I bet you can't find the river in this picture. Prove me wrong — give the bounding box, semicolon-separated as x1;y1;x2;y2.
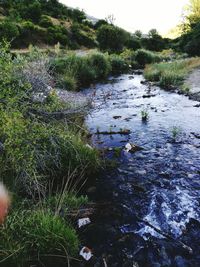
82;74;200;267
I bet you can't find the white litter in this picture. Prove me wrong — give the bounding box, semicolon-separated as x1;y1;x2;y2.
125;143;132;152
78;217;91;228
79;246;93;261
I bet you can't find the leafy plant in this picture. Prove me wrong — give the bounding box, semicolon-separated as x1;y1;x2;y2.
171;126;181;141
141;109;149;122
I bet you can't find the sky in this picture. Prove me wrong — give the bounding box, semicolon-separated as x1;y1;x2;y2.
60;0;189;35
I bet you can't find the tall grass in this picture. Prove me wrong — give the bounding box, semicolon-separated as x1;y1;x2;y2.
0;209;79;266
0;43;99;265
144;57;200;88
52;52;111;89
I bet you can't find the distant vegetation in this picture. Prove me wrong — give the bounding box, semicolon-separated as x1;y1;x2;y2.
173;0;200;56
0;0;169;53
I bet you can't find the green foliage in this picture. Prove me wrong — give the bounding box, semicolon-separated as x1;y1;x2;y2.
0;209;79;266
94;19;108;29
171;126;181;141
141;29;165;52
184;22;200;56
125;36;141;50
0;0;93;49
39;15;53;28
52;52;112;88
109;54;129;74
88;53;111;79
134;49;162;67
71;23;96;48
141;109;149;122
59;74;77;91
0;20;19;41
17;21;47;47
47;25;69;45
144;57;200;88
97;24;129;52
120;49;139;68
44;192;88;214
0;43;99;194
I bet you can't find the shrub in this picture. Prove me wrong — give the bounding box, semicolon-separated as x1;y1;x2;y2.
0;209;79;266
71;23;96;48
88;53;111;79
52;53;112;88
59;74;77;91
141;29;165;51
39;15;53;28
17;21;47;46
134;49;162;67
0;20;19;42
97;24;129;52
125;36;141;50
47;25;69;45
109;54;129;74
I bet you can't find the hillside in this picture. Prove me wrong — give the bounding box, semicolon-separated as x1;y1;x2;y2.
0;0;98;49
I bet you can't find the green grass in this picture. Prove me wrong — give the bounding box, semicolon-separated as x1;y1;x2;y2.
144;57;200;88
0;42;99;265
52;52;111;88
0;208;79;266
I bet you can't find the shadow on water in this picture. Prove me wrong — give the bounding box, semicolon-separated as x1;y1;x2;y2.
82;74;200;267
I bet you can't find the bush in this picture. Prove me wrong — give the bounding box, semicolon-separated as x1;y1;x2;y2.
134;49;162;67
39;15;53;28
125;36;141;50
71;23;96;48
52;53;112;88
47;25;69;45
141;29;165;51
0;20;19;42
88;53;111;79
17;21;47;46
109;54;129;74
97;24;129;52
59;74;77;91
0;209;79;266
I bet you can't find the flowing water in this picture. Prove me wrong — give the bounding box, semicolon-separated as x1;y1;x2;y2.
83;74;200;267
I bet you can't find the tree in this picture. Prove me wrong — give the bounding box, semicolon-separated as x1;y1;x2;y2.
184;0;200;29
126;35;141;50
97;24;128;52
142;29;165;51
134;30;142;38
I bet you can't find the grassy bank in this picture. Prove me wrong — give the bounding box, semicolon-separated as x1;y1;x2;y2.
144;57;200;90
51;48;167;91
0;43;100;266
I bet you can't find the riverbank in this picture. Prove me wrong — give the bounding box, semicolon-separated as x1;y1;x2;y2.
0;44;101;266
144;58;200;101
